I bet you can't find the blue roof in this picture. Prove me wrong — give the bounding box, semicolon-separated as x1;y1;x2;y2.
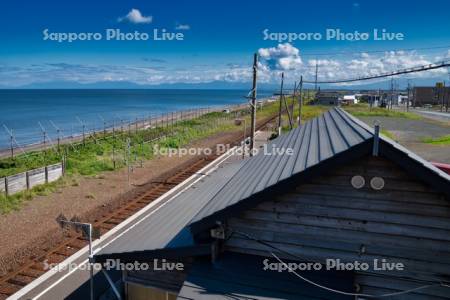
177;252;354;300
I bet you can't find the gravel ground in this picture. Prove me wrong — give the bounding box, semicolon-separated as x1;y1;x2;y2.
358;116;450;163
0;129;246;276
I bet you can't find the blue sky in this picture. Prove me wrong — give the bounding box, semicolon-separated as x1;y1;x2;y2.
1;0;450;88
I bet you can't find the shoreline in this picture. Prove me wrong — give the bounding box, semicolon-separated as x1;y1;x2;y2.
0;101;260;159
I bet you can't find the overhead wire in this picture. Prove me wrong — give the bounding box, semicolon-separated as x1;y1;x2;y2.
230;230;449;298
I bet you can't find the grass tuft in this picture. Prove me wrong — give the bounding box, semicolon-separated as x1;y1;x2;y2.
344;104;421;119
422;134;450;145
381;129;396;140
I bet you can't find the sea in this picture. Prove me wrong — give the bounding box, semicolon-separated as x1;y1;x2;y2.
0;89;272;150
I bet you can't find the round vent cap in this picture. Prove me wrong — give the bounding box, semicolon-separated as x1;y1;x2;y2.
370;177;385;190
351;175;365;189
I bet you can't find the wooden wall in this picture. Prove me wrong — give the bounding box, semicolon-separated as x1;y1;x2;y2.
225;156;450;299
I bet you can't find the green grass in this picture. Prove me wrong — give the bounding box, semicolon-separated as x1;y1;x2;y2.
344;103;421;119
0;101;328;214
0;178;63;213
422;134;450;145
381;129;396;140
278;100;332;132
0;106;266;213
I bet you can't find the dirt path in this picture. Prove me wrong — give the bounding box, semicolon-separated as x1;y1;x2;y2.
358;116;450;163
0;127;252;276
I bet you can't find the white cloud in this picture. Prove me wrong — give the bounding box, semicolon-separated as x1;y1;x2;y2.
258;43;302;70
118;9;152;24
2;46;449;88
175;24;190;30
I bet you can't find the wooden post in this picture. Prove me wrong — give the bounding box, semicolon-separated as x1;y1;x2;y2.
82;124;85;146
291;81;297;123
249;53;258;156
283;92;293;129
45;166;49;183
298;76;303;126
55;128;60;152
112;141;116;169
277;73;284;135
10;129;14;159
406;81;410;112
26;171;30;190
5;177;9;197
62;155;66;175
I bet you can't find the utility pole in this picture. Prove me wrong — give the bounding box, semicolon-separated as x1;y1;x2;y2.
314;60;318;91
447;70;450;112
76;117;86;146
283;92;293;129
406;80;411;112
3;125;14;159
277;72;284;136
249;53;257;156
126;138;131;185
390;78;394;110
298;76;303;126
291;81;297;123
38;122;47;148
10;129;14;158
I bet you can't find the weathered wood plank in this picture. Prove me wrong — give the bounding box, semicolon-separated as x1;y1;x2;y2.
237;209;450;240
225;237;450;275
253;201;450;230
228;217;450;252
307;174;434;193
274;194;450;218
295;184;446;205
227;225;450;264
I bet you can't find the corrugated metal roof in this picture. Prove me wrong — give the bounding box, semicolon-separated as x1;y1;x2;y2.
95;161;243;258
95;107;450;259
177;252;353;300
189;108;373;225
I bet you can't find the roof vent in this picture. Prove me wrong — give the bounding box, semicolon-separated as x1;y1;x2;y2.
372;121;380;156
351;175;365;189
370;177;385;190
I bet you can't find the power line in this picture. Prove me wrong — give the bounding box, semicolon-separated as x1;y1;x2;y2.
300;45;450;57
231;230;448;298
303;60;450;84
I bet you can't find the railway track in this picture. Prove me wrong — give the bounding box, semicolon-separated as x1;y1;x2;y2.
0;113;278;300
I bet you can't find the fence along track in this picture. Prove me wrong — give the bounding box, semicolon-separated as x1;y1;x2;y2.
0;112;279;300
0;157;214;299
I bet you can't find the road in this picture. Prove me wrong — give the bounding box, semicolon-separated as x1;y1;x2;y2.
8;131;270;300
411;109;450;122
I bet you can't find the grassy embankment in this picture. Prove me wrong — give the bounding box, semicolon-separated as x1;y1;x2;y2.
279;94;329;132
343;103;425;141
0;101;327;213
344;103;421;120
